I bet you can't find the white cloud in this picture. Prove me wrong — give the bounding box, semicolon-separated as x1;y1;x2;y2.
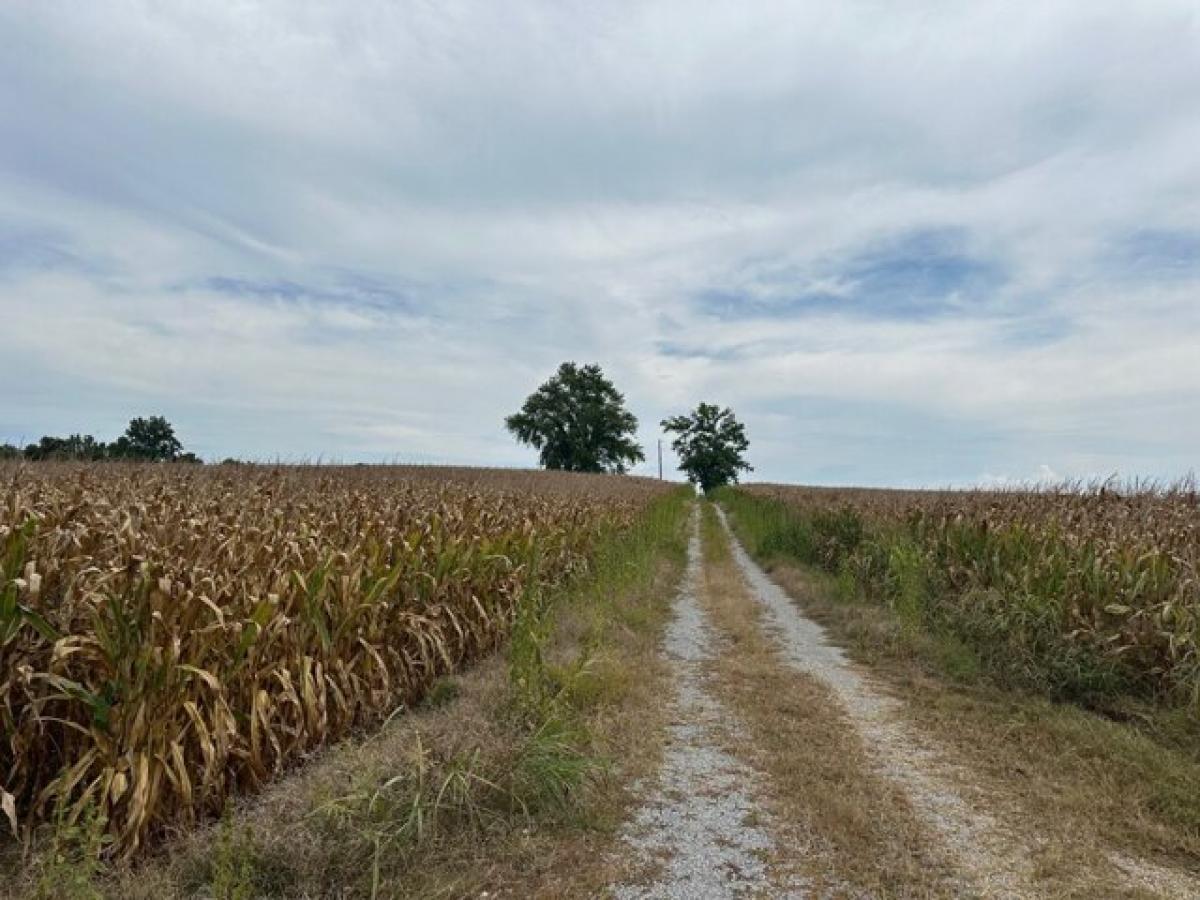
1;1;1198;484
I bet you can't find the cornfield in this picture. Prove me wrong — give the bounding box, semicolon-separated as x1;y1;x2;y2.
729;482;1200;709
0;463;671;855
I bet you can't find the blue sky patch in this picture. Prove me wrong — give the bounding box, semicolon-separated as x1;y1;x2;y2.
0;228;100;279
186;273;422;315
1114;229;1200;281
695;228;1008;321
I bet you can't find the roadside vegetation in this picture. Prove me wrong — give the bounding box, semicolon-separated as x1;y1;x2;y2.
1;462;686;897
717;484;1200;868
720;483;1200;711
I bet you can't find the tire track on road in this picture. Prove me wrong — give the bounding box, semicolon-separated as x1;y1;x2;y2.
612;508;799;899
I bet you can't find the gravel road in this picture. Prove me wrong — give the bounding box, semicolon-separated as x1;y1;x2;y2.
612;511;792;899
609;503;1200;899
714;506;1036;897
715;506;1200;900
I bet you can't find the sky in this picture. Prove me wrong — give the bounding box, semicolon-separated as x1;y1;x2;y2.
1;1;1198;487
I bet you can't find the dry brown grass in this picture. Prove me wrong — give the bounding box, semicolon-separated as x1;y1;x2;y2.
696;504;959;897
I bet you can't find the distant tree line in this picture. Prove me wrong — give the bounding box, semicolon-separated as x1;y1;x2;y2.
0;416;201;463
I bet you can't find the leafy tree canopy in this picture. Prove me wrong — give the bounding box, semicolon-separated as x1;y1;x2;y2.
9;416;193;463
112;416;183;461
661;402;752;493
23;434;109;461
506;362;644;474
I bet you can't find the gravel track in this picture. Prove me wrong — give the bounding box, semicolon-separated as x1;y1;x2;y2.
607;503;1199;899
714;507;1037;897
612;511;793;899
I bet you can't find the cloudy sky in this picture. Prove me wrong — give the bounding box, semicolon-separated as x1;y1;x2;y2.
2;1;1198;485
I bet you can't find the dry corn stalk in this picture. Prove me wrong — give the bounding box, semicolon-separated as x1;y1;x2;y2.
0;463;670;854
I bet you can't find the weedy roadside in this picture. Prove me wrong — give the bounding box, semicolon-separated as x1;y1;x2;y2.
718;485;1200;873
721;482;1200;712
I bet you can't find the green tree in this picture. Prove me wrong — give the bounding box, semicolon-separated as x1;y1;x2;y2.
661;402;752;493
505;362;644;474
111;416;183;461
0;443;21;460
23;434;108;461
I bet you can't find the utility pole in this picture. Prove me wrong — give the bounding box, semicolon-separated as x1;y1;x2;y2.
657;439;663;480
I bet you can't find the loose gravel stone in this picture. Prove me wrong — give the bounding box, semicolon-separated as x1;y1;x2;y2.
612;512;788;900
